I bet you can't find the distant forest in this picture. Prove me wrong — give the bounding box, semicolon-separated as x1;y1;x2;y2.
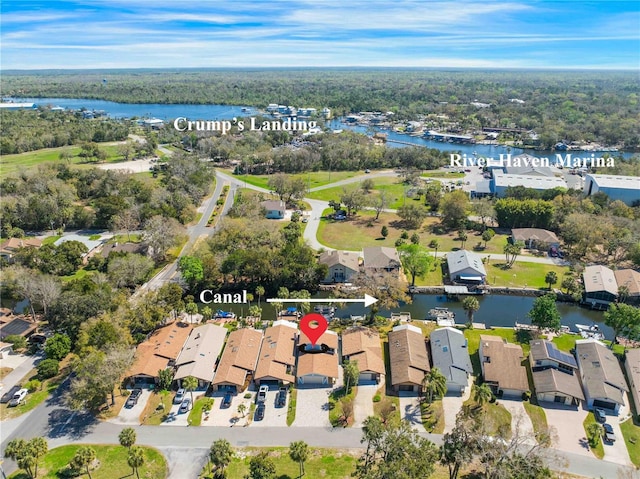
3;69;639;149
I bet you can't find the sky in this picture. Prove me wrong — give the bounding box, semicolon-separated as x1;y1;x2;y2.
2;0;639;70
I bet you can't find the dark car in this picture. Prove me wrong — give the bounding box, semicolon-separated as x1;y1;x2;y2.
603;423;616;443
276;387;287;408
125;388;142;408
0;385;22;404
594;408;606;423
221;391;233;409
254;403;265;421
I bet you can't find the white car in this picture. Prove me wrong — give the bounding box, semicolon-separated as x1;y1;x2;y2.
8;388;28;407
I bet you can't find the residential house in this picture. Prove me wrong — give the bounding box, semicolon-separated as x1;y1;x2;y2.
54;234;105;263
260;200;286;219
211;328;263;392
447;250;487;284
388;324;430;393
430;327;473;394
174;323;228;390
583;174;640;206
126;322;193;386
0;317;38;340
341;327;385;384
614;269;640;305
511;228;560;250
0;237;42;262
529;339;584;406
575;339;628;413
254;320;298;386
362;247;401;276
582;265;618;309
319;250;360;283
0;341;13;359
479;335;529;397
296;330;339;386
624;349;640;420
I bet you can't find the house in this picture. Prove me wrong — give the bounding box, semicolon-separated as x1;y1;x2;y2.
529;339;584;406
341;327;385;384
430;327;473;394
624;349;640;420
583;174;640;206
0;317;38;340
319;250;360;283
575;339;628;413
254;320;298;386
0;341;13;359
174;323;228;390
614;269;640;305
296;330;339;386
362;247;401;276
211;328;263;392
479;335;529;397
0;237;42;262
492;172;567;197
582;265;618;309
126;322;193;386
447;250;487;284
511;228;560;250
388;324;430;393
260;200;286;219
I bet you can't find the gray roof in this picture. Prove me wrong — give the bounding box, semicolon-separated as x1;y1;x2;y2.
174;324;228;382
504;156;556;177
319;250;360;272
586;174;640;190
493;172;567;190
260;200;285;211
363;247;400;270
532;368;584;400
583;265;618;296
530;339;577;369
430;327;473;388
576;339;628;405
54;234;104;254
625;349;640;413
511;228;559;245
447;250;487;277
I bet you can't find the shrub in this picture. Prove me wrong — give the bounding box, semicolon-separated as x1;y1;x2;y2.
37;358;60;380
4;335;27;350
244;393;252;399
372;394;381;403
400;230;409;239
25;379;42;392
522;391;532;401
394;238;405;247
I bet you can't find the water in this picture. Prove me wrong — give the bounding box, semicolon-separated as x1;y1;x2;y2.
212;292;613;339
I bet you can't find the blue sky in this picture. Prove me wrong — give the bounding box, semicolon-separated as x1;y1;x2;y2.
2;1;639;69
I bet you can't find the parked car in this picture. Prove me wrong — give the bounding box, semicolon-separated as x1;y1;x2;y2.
594;408;606;423
301;217;308;223
254;403;265;421
276;387;287;408
221;391;233;409
8;388;28;407
125;388;142;408
0;385;21;404
549;246;559;257
257;385;269;403
365;169;371;173
603;423;616;443
173;388;185;404
179;397;192;414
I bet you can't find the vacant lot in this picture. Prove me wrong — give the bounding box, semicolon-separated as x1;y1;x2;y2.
236;170;359;190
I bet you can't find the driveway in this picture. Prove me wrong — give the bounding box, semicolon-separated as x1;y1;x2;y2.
353;383;380;427
109;388;152;425
499;398;535;443
603;415;632;466
292;385;333;428
205;390;252;427
251;388;288;427
1;353;41;393
162;393;200;427
542;403;590;456
442;376;473;434
398;392;424;431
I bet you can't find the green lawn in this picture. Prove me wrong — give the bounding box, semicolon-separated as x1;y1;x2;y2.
307;176;409;209
464;398;513;438
189;397;214;426
552;335;624;356
485;261;570;289
421;399;445;433
286;387;297;426
413;257;444;286
329;386;357;427
317;209;404;251
8;444;167;479
583;412;605;459
464;328;534;376
42;235;61;245
620;419;640;467
523;401;549;441
235;170;359;190
142;390;174;425
422;171;465;179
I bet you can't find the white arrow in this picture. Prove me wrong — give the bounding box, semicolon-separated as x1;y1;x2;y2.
266;294;378;308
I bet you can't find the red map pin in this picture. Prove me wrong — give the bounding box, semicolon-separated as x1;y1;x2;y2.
299;313;328;346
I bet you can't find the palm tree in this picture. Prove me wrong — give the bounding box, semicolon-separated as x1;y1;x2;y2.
127;446;145;479
30;437;48;478
458;230;468;250
545;271;558;290
586;422;604;448
238;403;247;417
256;285;265;307
421;367;447;404
429;239;440;258
182;375;198;404
201;306;213;322
289;440;309;477
119;427;136;450
472;383;493;408
71;446;96;479
462;297;480;328
210;439;234;477
185;301;198;323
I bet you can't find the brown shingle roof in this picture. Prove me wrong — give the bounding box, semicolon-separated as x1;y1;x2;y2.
254;321;298;383
532;368;584;400
341;327;385;375
363;247;400;270
388;325;430;387
576;339;628;405
0;237;42;254
511;228;559;245
212;328;263;387
319;250;360;272
614;269;640;297
480;335;529;392
127;343;172;379
296;330;339;379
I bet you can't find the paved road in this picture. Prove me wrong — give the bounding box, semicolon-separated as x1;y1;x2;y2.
1;353;41;393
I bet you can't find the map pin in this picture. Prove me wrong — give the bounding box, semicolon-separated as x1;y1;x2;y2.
299;313;328;346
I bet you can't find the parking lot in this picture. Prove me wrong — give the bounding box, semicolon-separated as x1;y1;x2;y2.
111;388;152;425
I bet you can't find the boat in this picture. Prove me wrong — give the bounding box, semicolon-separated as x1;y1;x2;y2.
580;330;604;340
214;310;236;320
575;324;600;333
313;305;335;320
279;307;301;318
428;307;456;326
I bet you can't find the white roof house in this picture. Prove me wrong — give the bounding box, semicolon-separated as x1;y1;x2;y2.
447;250;487;283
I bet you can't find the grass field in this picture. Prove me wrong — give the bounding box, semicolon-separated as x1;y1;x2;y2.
583;412;605;459
189;396;213;426
552;334;624;356
464;397;513;438
620;418;640;467
142;390;174;425
307;176;410;209
422;171;465;179
7;444;167;479
413;258;445;286
234;170;359;191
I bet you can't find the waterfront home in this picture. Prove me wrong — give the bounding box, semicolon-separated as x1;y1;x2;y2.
624;349;640;420
388;324;430;393
430;327;473;394
447;250;487;284
0;237;42;262
174;323;227;390
319;250;360;283
575;339;628;413
254;320;298;387
362;247;401;277
260;200;286;219
583;174;640;206
341;327;385;384
0;316;38;341
614;269;640;305
511;228;560;250
479;335;529;398
296;330;339;386
529;339;584;406
211;328;263;392
582;265;618;310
